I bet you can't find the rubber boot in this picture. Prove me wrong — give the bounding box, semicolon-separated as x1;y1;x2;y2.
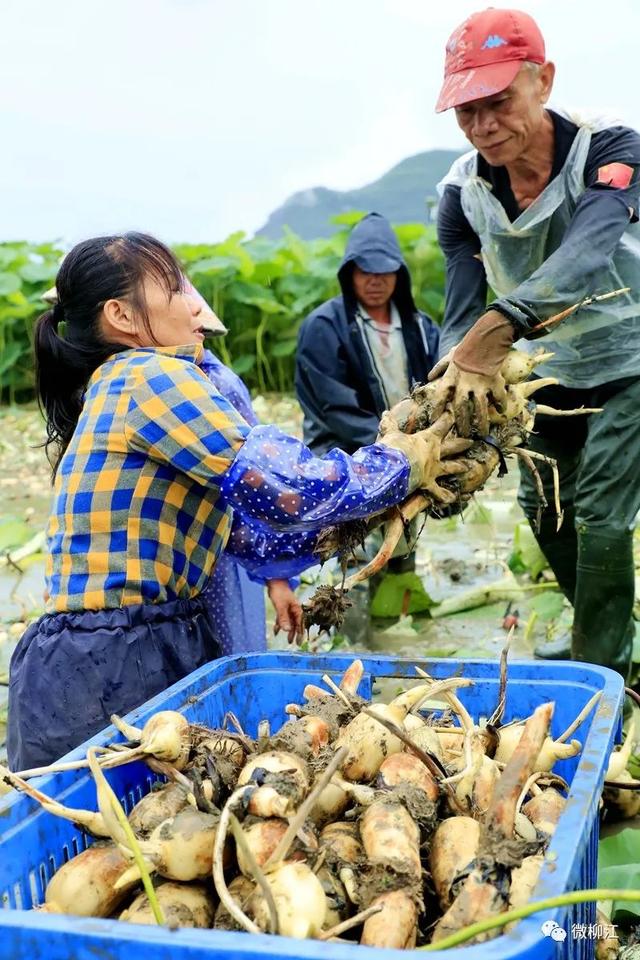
534;632;573;661
571;526;634;681
387;552;416;575
532;511;577;661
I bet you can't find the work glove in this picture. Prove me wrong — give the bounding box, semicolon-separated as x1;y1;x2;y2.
428;310;515;436
379;413;472;504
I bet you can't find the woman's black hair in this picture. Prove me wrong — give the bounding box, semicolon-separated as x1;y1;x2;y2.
35;232;184;479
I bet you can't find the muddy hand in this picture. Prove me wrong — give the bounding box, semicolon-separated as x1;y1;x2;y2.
381;416;472;503
429;311;514;436
377;397;422;437
427;348;454;383
428;363;508;437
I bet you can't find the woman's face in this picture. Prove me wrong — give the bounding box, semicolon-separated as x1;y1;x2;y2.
136;275;205;347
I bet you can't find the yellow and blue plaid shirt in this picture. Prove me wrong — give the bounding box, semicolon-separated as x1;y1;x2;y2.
46;344;249;612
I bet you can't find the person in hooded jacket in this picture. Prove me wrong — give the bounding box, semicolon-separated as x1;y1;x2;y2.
295;212;440;457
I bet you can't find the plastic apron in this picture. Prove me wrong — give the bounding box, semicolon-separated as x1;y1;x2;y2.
441;114;640;388
198;351;267;655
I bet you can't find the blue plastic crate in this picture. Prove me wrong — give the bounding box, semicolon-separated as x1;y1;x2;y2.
0;653;624;959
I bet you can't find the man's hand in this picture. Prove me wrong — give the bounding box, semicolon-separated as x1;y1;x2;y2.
427;310;515;436
428;363;508;436
267;579;303;644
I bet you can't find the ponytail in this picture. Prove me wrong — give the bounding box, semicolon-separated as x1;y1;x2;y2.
34;232;183;479
35;305;115;477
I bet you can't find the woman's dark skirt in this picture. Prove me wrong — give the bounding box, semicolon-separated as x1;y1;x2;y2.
7;595;220;771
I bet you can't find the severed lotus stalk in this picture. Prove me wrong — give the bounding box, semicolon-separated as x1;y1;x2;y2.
527;287;631;335
110;710;191;770
444;728;500;817
13;744;144;781
335;679;464;782
495;690;601;772
0;764;110;837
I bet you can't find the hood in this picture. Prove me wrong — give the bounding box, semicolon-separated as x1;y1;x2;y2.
337;212;417;318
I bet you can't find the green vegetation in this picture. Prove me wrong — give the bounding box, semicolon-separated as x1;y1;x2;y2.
0;214;446;403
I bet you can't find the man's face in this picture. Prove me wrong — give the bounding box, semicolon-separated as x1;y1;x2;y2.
454;62;555;166
352;266;397;309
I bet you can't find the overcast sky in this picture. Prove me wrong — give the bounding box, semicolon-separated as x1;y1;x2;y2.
2;0;639;245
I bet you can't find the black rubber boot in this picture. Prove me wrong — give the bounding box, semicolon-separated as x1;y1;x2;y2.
534;632;572;661
571;526;634;681
531;511;577;661
387;552;416;575
531;510;578;605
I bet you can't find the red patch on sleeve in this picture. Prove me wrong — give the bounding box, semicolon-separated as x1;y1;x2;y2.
596;162;634;189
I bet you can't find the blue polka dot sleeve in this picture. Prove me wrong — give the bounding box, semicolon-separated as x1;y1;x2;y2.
220;424;411;533
225;515;320;579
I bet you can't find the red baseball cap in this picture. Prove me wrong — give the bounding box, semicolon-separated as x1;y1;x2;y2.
436;8;545;113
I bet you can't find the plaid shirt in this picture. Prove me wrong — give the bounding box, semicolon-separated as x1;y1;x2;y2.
46;344;249;612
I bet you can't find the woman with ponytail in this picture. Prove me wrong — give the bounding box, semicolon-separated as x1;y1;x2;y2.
8;232;468;770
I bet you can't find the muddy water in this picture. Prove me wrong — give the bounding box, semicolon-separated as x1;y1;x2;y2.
326;475;559;663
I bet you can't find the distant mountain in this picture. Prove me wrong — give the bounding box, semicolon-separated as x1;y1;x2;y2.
257;149;463;240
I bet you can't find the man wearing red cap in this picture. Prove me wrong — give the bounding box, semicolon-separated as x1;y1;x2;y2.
431;8;640;678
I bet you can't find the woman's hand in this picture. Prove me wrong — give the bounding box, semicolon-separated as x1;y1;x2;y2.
267;579;304;645
379;413;472;503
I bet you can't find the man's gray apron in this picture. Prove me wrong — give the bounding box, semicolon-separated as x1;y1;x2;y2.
438;112;640;388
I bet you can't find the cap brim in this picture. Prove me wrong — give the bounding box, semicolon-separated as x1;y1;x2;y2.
435;59;522;113
199;308;228;337
42;286;58;304
353;253;402;274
